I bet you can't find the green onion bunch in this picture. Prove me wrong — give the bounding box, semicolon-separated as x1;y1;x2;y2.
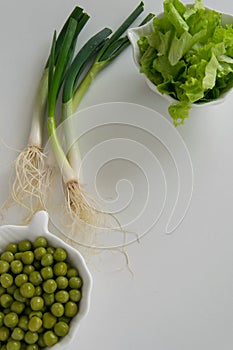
3;3;153;237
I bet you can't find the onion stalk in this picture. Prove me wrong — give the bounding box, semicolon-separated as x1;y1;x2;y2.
47;21;112;229
58;5;155;231
62;6;154;171
3;7;89;220
48;2;150;233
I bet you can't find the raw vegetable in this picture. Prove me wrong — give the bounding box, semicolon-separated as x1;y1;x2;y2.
137;0;233;125
2;2;153;240
3;7;89;220
46;2;147;230
0;236;82;349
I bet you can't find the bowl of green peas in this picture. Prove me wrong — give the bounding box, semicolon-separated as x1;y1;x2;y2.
0;210;93;350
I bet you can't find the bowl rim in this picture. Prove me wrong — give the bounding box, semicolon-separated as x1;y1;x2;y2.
0;210;93;349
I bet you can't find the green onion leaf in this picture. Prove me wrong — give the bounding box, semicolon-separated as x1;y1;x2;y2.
48;18;77;117
97;1;144;62
62;27;112;103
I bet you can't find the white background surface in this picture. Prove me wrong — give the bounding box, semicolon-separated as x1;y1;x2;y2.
1;0;233;349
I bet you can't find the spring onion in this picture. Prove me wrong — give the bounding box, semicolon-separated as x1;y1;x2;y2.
3;2;152;235
49;2;150;229
3;7;89;220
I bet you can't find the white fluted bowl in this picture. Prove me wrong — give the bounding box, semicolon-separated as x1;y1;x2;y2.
127;9;233;107
0;210;93;349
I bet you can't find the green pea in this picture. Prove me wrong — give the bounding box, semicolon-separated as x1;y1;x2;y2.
43;330;58;347
11;260;23;274
38;333;46;348
1;294;13;308
7;284;17;295
64;301;78;317
1;273;13;288
0;326;10;341
26;345;39;350
54;321;69;337
43;293;54;306
37;326;45;334
0;286;6;296
0;312;4;327
23;264;35;275
24;331;38;345
28;316;42;332
51;302;64;317
18;240;32;252
4;312;19;328
29;271;42;286
33;261;41;270
42;279;57;294
14;252;23;260
30;296;44;311
6;339;21;350
40;266;53;280
29;311;42;319
42;312;57;329
3;307;11;315
69;289;81;302
0;260;10;274
53;262;67;276
56;276;68;289
58;315;71;324
11;327;25;340
67;267;79;278
13;288;27;303
18;315;29;331
1;251;14;263
46;247;55;255
53;248;67;262
69;276;82;289
11;300;25;314
33;237;47;248
15;273;28;287
41;253;53;267
34;286;42;296
5;243;18;254
20;283;35;298
24;306;32;316
22;251;34;265
34;247;46;261
55;290;69;303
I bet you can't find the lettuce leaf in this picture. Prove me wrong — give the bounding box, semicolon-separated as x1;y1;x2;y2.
163;0;189;35
168;102;191;126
